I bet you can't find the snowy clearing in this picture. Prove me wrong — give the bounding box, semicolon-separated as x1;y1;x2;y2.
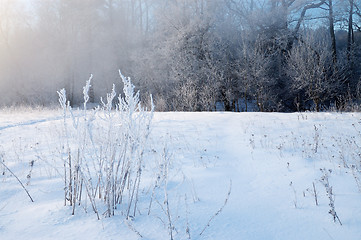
1;110;361;240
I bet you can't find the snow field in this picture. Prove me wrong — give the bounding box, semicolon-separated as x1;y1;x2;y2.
0;111;361;239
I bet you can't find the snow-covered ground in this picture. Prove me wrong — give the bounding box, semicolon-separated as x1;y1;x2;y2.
1;109;361;240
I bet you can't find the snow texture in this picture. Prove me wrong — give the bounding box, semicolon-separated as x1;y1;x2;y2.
1;110;361;239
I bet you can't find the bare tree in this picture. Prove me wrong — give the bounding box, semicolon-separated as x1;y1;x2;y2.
287;36;339;111
239;36;276;112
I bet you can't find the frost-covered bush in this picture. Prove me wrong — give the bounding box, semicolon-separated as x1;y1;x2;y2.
57;71;154;219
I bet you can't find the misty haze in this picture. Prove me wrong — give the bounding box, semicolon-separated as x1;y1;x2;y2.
0;0;360;111
1;1;361;240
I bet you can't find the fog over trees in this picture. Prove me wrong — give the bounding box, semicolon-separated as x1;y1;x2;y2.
1;0;361;111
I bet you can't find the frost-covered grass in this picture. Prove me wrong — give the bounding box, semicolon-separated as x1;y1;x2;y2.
56;73;154;220
1;110;361;240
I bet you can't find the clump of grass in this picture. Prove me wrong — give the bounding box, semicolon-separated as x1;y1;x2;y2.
58;71;154;219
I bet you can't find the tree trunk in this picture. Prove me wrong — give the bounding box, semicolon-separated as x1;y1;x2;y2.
347;0;354;71
287;0;327;52
328;0;337;65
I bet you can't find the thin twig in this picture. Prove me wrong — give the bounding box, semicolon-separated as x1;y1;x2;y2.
0;161;34;202
200;179;232;236
185;194;191;239
313;182;318;206
125;219;143;238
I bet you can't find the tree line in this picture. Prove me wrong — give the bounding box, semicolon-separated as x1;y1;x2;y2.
0;0;361;111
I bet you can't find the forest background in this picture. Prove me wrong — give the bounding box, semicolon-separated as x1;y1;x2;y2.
1;0;360;112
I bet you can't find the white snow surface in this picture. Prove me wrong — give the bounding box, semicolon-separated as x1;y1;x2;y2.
1;109;361;240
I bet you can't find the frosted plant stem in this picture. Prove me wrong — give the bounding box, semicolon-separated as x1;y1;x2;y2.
313;182;318;206
125;219;143;238
80;170;100;220
64;154;67;206
185;194;191;239
200;179;232;236
0;160;34;202
68;150;72;206
133;167;142;217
